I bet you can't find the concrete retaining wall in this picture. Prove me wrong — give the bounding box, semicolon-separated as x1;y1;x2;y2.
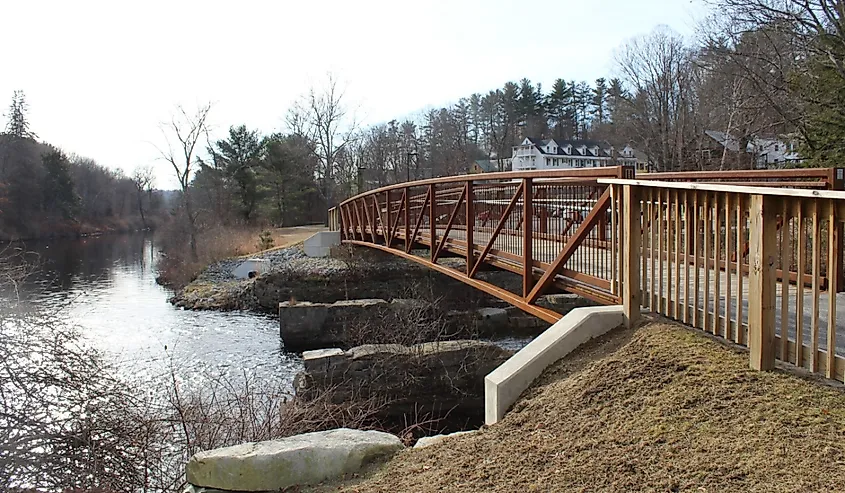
484;305;624;425
304;231;341;258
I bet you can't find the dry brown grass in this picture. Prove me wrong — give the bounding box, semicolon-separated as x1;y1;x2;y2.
310;321;845;493
158;225;325;287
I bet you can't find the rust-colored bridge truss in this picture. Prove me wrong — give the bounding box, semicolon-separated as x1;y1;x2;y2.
330;166;845;324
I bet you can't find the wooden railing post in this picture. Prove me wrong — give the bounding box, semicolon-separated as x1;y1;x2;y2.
466;180;474;275
523;178;533;297
622;184;641;328
748;194;777;371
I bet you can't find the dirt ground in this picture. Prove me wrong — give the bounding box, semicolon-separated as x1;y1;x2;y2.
308;321;845;493
245;225;327;255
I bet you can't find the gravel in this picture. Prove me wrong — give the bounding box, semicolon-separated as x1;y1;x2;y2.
195;247;309;282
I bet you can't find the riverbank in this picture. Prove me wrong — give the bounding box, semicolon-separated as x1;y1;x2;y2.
312;321;845;492
0;215;158;241
168;241;524;315
157;224;326;288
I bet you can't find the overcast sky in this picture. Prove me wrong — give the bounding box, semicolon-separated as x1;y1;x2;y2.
2;0;707;188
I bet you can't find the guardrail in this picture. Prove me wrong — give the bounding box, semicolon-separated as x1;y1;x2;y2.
604;178;845;380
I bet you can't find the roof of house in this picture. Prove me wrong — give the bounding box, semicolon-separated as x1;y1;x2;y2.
704;130;741;152
521;137;614;158
473;159;499;172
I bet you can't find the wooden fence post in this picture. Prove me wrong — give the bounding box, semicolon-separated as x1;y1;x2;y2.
623;184;641;328
748;194;777;371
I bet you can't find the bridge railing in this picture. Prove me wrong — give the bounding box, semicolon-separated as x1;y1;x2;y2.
604;178;845;381
338;166;634;322
639;167;845;190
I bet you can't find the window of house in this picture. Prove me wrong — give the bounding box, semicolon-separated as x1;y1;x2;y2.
774;144;779;152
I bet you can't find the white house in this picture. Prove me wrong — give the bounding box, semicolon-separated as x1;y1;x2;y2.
750;136;802;167
703;130;803;168
511;137;639;171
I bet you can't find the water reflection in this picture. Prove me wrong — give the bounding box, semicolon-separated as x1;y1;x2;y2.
1;234;301;392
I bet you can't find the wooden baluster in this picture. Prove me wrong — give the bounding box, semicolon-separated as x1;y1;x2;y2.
642;188;648;309
703;192;712;333
812;200;821;372
684;190;691;324
780;200;791;361
693;191;701;328
736;196;745;345
827;200;838;379
725;194;733;340
714;194;722;337
650;188;656;311
658;190;665;315
674;190;681;319
796;202;805;366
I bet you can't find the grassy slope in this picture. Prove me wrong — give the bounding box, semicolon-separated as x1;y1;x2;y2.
312;322;845;493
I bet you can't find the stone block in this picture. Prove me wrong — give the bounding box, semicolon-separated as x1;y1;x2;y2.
186;428;403;491
304;231;341;258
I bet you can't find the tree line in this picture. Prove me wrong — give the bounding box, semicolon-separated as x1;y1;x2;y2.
0;91;165;240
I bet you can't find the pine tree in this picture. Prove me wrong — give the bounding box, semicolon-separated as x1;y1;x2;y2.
607;78;628;124
41;149;79;218
5;90;37;139
546;79;574;140
592;78;608;125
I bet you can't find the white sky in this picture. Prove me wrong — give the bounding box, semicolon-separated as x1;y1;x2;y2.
1;0;707;188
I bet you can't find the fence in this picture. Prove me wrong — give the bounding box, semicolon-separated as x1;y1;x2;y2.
603;178;845;381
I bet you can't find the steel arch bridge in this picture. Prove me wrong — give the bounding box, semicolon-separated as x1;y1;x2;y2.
327;166;844;324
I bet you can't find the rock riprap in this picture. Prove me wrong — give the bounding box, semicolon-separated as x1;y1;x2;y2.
185;428;404;491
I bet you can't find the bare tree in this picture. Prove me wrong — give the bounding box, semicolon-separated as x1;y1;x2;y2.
615;26;695;171
155;103;212;260
287;74;357;214
131;165;155;229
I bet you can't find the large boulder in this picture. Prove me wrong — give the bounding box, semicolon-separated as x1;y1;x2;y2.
185;428;403;492
295;340;513;428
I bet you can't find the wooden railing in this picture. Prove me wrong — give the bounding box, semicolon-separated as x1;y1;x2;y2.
604;178;845;381
328;207;340;231
640;167;845;190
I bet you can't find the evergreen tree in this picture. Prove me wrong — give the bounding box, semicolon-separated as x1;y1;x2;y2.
606;78;628;124
207;125;266;221
592;78;608;125
546;79;574;140
41;149;79;219
4;90;37;139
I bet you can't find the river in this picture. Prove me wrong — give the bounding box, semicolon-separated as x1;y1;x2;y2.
0;233;302;392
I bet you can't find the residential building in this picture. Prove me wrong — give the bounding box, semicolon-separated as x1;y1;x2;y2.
702;130;802;168
510;137;639;171
749;136;802;167
470;159;509;174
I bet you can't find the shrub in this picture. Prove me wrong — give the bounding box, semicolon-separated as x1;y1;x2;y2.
256;230;275;251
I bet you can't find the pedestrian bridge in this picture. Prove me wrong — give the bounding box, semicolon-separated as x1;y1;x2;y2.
328;166;845;380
